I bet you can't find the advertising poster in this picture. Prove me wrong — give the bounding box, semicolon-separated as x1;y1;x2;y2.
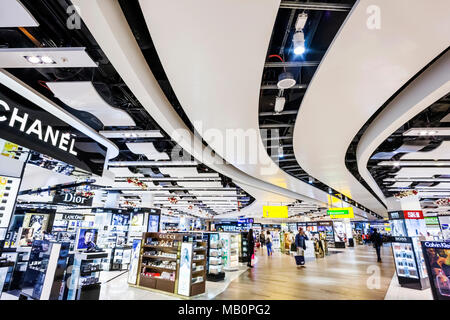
333;221;346;242
111;213;130;226
147;214;160;232
23;213;49;235
131;212;144;226
178;242;193;296
422;241;450;300
76;228;97;250
128;239;141;285
439;216;450;240
17;227;34;247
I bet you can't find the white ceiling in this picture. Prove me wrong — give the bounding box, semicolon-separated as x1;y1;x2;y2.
401;141;450;160
293;0;450;216
137;0;342;208
47;81;136;127
72;0;331;210
0;47;97;68
0;0;39;27
126;142;169;161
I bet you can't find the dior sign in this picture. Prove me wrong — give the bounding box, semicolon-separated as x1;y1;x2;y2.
53;192;93;206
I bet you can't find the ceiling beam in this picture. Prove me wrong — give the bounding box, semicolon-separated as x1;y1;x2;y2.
280;1;352;12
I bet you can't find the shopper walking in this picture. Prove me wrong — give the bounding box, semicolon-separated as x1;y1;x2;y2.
266;230;273;256
295;228;308;267
247;229;255;268
260;231;265;248
370;229;383;262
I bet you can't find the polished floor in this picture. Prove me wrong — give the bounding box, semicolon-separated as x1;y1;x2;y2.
215;244;396;300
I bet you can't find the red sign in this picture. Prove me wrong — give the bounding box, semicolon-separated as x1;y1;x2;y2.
403;210;424;219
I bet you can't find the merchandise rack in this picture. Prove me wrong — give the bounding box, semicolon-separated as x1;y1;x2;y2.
205;232;225;281
136;232;206;297
239;231;249;263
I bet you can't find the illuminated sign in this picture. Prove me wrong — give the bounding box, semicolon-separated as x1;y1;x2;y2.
327;207;354;219
424;216;439;226
403;210;424;220
0;99;77;156
262;206;288;218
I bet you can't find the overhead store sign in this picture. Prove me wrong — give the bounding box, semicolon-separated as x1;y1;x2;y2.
327;207;354;219
62;213;85;221
403;210;424;220
0;86;106;175
388;211;404;220
424;216;439;226
262;206;288;218
53;192;93;206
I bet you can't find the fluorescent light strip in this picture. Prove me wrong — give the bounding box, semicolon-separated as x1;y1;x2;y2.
379;160;450;166
100;130;164;138
403;127;450;136
108;161;198;166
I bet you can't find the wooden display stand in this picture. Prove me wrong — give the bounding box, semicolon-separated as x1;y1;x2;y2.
136;232;206;297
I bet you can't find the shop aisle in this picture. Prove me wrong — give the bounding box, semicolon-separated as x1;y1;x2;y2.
214;245;396;300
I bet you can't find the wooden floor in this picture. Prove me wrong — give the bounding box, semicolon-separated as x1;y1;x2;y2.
215;244;395;300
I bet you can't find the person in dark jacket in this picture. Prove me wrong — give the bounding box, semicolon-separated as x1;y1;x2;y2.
247;229;255;268
295;228;308;267
370;229;383;262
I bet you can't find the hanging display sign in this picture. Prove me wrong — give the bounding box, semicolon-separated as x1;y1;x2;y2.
53;192;93;206
425;217;439;226
403;210;424;220
421;241;450;300
0;86;105;175
388;211;404;220
262;205;288;218
327;207;354;219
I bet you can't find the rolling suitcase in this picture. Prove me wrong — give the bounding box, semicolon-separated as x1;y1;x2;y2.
295;255;305;266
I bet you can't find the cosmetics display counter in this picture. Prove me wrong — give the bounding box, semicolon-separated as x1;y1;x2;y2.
206;232;225;281
136;232;207;297
219;233;239;271
66;251;108;300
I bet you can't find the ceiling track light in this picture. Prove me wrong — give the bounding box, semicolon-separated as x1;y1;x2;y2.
24;55;55;65
293;31;306;55
277;72;296;89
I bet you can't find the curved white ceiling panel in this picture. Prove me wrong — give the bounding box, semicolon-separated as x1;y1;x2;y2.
47;81;136;127
126;142;169;161
108;167;144;178
293;0;450;215
395;167;450;178
71;0;332;209
402;141;450;160
0;0;38;27
0;70;119;161
356;51;450;206
159;167;218;178
138;0;337;207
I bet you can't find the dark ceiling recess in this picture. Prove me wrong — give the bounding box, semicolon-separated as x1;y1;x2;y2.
367;95;450;199
257;0;383;218
0;0;254;216
345;47;449;205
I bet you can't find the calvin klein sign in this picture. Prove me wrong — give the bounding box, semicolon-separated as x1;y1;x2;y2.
53;192;93;206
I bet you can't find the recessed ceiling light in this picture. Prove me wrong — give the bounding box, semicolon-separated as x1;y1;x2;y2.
277;72;296;89
25;55;41;64
41;56;55;64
